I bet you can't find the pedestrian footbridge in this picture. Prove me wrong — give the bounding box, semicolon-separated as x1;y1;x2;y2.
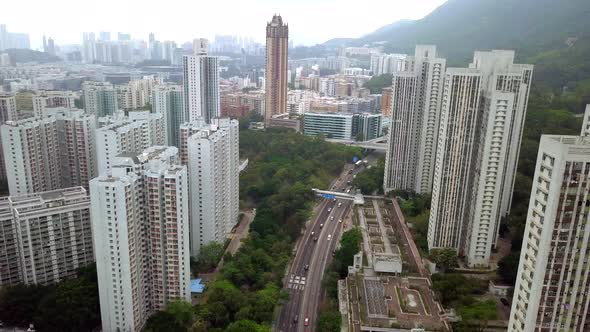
312;188;365;204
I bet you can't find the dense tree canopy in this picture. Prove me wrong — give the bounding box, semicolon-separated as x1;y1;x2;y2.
0;264;100;331
145;126;359;331
352;157;385;195
363;74;393;94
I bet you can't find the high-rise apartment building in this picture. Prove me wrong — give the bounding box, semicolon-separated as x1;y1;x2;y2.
508;135;590;331
91;146;190;332
0;187;94;287
428;50;533;266
1;109;97;195
370;53;406;76
186;118;239;256
183;39;220;123
95;113;165;174
381;87;393;117
153;84;185;147
384;45;446;194
115;77;158;111
0;94;17;182
10;187;93;285
32;90;76;118
2;117;61;195
265;15;289;123
83;81;118;117
48;108;97;190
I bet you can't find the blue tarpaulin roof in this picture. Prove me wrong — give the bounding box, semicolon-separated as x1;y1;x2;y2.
191;279;205;293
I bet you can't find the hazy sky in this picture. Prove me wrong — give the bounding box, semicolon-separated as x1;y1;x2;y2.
2;0;446;49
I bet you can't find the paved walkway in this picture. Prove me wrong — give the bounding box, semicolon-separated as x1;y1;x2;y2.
372;200;393;254
358;207;374;268
214;209;256;273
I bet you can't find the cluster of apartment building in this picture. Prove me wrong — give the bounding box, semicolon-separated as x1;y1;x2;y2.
0;34;240;332
380;46;590;331
384;46;533;267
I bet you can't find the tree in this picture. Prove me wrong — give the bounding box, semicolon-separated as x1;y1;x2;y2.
166;300;196;328
363;74;393;94
429;248;458;272
196;242;225;273
225;320;269;332
497;252;521;284
454;300;498;332
316;309;341;332
0;264;100;331
0;283;50;327
144;311;185;332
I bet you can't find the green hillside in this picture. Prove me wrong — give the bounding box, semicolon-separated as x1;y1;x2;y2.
352;0;590;90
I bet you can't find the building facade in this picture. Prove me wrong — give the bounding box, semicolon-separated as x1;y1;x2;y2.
1;109;97;195
91;146;190;332
383;45;446;194
428;51;533;267
95;113;165;174
32;90;76;118
10;187;93;285
2;117;62;195
0;187;94;287
304;112;356;140
83;81;118;117
265;15;289;123
153;84;185;147
0;94;17;182
509;135;590;331
186;118;239;256
182;42;220;123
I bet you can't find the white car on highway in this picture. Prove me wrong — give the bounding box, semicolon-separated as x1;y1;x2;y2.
327;234;332;241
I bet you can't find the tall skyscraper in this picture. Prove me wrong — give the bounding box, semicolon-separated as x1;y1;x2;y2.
383;46;446;194
428;50;533;267
185;118;239;256
95;113;165;174
153;84;185;147
83;81;118;117
1;109;97;195
91;146;190;332
508;135;590;331
265;14;289;123
183;39;220;123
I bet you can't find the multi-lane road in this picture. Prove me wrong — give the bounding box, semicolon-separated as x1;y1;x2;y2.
276;163;365;332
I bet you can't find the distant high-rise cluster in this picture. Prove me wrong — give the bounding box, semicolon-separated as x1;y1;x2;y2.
265;14;289;123
0;24;30;51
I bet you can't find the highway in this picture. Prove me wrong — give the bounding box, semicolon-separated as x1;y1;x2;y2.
276;163;365;332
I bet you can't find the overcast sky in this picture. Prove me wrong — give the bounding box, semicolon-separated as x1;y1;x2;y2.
2;0;447;49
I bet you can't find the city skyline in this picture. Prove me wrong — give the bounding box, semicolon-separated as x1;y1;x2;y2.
1;0;446;49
